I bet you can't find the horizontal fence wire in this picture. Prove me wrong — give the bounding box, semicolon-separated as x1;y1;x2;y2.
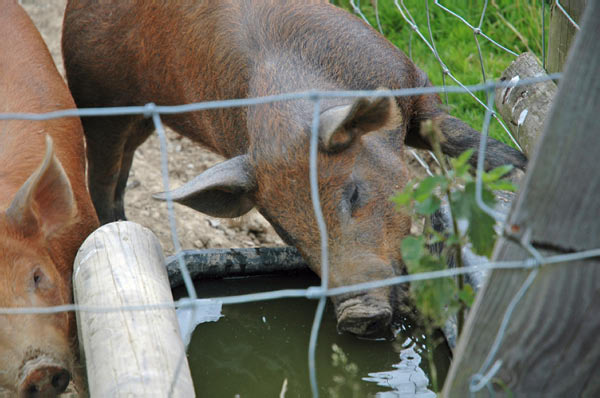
4;1;588;396
5;246;600;316
0;75;561;123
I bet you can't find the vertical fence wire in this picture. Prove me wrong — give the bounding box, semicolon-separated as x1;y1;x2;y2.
474;90;506;222
307;96;330;397
151;108;202;397
424;0;450;104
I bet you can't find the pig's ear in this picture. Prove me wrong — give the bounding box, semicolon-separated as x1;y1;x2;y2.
318;90;399;152
6;136;77;238
153;155;256;218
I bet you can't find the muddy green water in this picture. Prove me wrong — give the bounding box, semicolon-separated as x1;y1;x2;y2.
173;273;451;397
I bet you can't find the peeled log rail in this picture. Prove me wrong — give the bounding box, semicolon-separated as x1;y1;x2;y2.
494;52;558;157
443;1;600;396
73;221;195;397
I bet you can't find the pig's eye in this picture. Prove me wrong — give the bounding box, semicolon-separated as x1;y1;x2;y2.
350;186;360;208
343;182;364;216
32;267;46;290
33;270;43;288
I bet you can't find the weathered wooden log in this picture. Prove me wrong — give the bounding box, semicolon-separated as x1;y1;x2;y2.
495;52;558;157
443;1;600;395
73;221;195;397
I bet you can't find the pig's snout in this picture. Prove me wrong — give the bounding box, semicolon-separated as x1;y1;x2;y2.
337;305;392;337
335;295;393;338
19;358;70;398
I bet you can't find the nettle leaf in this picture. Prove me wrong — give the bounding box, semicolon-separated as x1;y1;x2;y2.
415;195;441;215
414;176;446;203
467;204;497;257
480;183;497;207
449;189;469;220
458;285;475;307
450;182;497;257
411;276;457;327
410;255;455;325
487;179;518;192
483;164;514;183
401;236;425;269
418;253;446;272
450;149;474;177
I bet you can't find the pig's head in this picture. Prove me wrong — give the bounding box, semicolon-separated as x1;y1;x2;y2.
0;138;81;397
154;94;416;338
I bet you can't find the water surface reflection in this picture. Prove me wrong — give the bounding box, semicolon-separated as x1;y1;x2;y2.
173;273;450;397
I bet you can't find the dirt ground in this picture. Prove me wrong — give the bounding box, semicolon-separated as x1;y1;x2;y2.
21;0;429;255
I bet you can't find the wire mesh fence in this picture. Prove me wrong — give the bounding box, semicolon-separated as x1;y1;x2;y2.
1;1;591;397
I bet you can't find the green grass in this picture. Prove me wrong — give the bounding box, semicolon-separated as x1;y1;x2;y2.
332;0;549;145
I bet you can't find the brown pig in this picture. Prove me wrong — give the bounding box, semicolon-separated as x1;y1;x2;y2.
0;2;99;396
62;0;526;338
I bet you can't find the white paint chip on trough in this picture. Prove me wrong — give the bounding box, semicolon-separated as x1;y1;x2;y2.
73;221;195;397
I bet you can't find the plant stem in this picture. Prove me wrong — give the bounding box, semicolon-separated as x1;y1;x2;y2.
425;337;439;392
446;196;465;337
423;121;466;336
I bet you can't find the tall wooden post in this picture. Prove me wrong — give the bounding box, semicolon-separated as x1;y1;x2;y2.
547;0;587;73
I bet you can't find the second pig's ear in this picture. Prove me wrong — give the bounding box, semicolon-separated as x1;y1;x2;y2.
153;155;256;218
6;136;77;238
318;89;400;152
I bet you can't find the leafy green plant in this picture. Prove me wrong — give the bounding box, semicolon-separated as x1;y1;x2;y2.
392;120;516;334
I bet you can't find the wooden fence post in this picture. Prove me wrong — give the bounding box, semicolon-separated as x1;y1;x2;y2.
73;221;195;397
443;1;600;396
547;0;587;74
